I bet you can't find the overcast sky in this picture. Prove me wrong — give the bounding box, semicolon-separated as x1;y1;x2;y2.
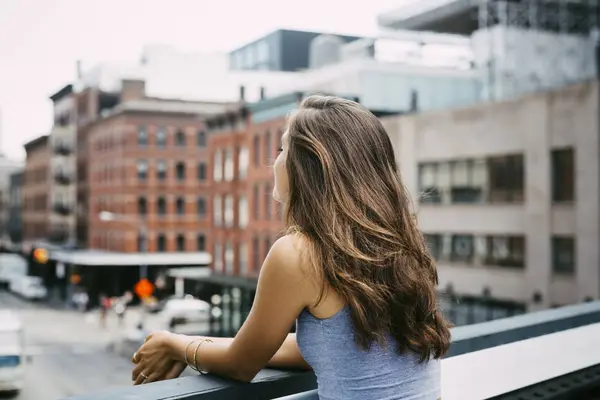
0;0;412;160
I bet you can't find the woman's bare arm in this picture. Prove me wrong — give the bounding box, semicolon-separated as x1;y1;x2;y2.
177;333;310;370
166;235;314;381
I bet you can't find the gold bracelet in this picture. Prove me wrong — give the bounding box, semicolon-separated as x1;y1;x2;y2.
193;338;214;375
184;340;198;371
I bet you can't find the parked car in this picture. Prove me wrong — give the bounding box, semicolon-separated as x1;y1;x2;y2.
0;311;26;397
149;296;211;329
9;276;47;301
0;255;27;290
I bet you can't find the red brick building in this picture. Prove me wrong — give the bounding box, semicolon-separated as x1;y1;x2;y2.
246;108;287;277
22;135;51;242
85;79;231;253
205;107;252;278
207;93;306;282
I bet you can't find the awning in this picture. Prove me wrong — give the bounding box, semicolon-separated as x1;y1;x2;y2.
50;250;211;267
167;267;212;279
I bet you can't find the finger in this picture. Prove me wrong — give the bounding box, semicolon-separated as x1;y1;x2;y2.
132;362;145;381
145;371;161;384
164;362;187;381
133;372;148;386
132;352;139;364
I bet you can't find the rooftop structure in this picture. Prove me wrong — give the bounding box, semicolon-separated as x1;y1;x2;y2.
228;29;361;72
77;46;299;105
271;56;480;113
378;0;600;101
378;0;599;36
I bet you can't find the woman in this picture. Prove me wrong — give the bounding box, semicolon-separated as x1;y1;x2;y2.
132;95;451;399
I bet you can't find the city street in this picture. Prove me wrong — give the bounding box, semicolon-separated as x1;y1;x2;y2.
0;290;133;399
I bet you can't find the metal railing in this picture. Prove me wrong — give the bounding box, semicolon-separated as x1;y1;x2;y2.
53;203;72;216
66;300;600;400
54;172;73;185
54;143;73;156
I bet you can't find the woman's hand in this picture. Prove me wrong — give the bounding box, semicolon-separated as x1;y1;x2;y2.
131;330;186;385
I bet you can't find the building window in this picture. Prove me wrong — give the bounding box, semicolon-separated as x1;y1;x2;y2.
264;183;271;220
156;127;166;148
197;163;207;181
552;236;575;275
253;184;260;219
213;150;223;182
137;234;146;252
197;198;206;217
176;197;185;215
224;148;234;181
175;162;186;181
552;148;575;203
238;195;248;228
239;242;248;276
450;235;474;263
156;160;166;180
214;241;223;273
137;160;148;180
253;135;260;166
224;195;234;227
138;197;147;216
213;195;222;227
175;130;186;146
485;236;525;268
488;154;524;203
157;234;166;252
265;130;272;161
197;130;206;147
238;147;249;179
418;155;523;204
137;126;148;146
424;234;443;260
252;236;260;272
418;163;442;203
258;40;270;63
197;234;206;251
157;197;166;216
450;160;485;203
225;241;234;275
176;234;185;252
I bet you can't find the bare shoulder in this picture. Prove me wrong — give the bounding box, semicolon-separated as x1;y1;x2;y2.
261;234;316;288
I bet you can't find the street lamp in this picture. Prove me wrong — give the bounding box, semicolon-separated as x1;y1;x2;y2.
98;211;148;279
98;210;151;331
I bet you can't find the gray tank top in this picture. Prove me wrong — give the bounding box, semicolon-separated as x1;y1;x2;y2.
296;306;441;400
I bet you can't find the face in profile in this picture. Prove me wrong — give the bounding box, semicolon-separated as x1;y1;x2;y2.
273;130;289;204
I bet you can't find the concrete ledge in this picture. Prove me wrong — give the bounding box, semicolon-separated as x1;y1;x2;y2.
448;300;600;356
65;369;316;400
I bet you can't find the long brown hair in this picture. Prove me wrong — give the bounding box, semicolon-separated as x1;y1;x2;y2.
284;95;451;362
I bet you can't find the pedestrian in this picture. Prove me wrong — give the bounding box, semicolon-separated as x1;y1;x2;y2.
99;294;110;329
131;95;450;399
114;293;130;328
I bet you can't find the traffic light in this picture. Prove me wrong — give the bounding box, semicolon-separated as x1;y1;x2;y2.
32;248;49;264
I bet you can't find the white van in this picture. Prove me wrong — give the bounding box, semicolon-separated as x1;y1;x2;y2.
0;311;25;396
0;254;27;289
9;276;47;301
